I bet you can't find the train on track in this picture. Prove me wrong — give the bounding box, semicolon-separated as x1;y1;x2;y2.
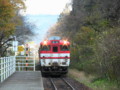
39;36;70;75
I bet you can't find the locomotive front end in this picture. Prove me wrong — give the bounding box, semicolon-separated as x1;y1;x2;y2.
39;36;70;75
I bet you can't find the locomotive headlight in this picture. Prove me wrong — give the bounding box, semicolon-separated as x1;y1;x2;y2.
63;40;68;45
43;40;47;45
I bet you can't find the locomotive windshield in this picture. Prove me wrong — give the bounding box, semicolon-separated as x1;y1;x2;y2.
53;46;58;52
49;36;61;40
40;45;50;51
60;45;69;51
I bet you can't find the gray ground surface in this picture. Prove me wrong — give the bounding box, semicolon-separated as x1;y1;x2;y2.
0;71;44;90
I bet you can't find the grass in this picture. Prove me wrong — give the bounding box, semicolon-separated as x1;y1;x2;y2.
68;69;119;90
89;78;119;90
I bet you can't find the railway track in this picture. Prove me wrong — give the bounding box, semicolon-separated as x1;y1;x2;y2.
43;76;91;90
50;78;75;90
62;78;75;90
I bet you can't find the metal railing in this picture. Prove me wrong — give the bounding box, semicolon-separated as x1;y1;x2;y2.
16;56;35;71
0;56;36;83
0;56;16;83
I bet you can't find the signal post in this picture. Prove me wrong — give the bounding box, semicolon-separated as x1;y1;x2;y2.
25;44;29;71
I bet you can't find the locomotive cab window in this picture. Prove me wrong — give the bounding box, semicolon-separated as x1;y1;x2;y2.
53;46;58;52
60;45;69;51
40;45;50;51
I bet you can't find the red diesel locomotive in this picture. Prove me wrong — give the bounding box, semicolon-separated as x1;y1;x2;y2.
39;36;70;75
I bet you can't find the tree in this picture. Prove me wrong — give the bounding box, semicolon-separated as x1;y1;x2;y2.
0;0;25;56
47;0;120;82
15;15;35;44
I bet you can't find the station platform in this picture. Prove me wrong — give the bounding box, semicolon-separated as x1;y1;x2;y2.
0;71;44;90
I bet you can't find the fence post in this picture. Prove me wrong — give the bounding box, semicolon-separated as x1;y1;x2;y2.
0;58;3;82
18;62;21;71
0;58;1;82
1;58;3;82
14;56;16;72
8;57;9;77
6;57;7;78
3;57;4;82
34;56;35;71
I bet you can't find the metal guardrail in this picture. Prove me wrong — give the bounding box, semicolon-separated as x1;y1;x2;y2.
16;56;35;71
0;56;16;83
0;56;36;83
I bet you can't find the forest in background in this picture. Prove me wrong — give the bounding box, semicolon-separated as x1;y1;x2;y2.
47;0;120;88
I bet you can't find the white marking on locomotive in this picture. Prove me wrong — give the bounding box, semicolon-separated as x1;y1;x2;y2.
41;59;70;66
40;53;70;57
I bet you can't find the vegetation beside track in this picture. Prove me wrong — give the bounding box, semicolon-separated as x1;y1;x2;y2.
68;69;119;90
47;0;120;89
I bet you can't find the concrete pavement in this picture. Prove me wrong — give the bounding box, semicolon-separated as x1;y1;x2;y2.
0;71;44;90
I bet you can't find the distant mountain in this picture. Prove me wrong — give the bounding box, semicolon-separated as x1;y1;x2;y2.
25;14;59;43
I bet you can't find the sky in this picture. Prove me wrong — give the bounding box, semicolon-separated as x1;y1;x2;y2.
25;0;70;15
26;15;59;43
24;0;71;44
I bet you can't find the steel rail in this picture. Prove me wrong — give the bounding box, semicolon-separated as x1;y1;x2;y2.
62;78;75;90
50;78;57;90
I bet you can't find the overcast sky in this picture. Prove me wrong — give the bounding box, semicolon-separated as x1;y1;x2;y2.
23;0;71;44
25;0;70;15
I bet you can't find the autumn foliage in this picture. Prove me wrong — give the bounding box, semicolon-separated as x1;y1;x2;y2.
0;0;25;56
